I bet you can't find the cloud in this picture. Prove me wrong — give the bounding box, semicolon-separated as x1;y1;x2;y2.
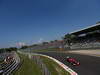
38;38;44;43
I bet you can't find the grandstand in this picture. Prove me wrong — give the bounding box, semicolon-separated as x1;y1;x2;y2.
64;22;100;49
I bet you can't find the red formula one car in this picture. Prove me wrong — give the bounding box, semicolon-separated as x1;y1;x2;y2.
66;56;80;66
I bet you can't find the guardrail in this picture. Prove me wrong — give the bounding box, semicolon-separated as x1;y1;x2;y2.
18;51;78;75
31;53;78;75
32;55;51;75
1;52;20;75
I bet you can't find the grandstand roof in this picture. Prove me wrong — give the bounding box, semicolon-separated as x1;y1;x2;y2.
70;23;100;35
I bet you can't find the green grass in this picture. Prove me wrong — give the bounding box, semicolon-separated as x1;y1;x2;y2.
12;52;70;75
32;48;64;52
41;56;70;75
13;53;42;75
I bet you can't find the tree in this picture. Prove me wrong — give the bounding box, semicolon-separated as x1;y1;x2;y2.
50;41;54;43
63;33;76;49
31;44;38;47
0;48;6;53
0;47;17;53
20;45;28;49
42;42;48;45
6;47;17;52
54;40;58;42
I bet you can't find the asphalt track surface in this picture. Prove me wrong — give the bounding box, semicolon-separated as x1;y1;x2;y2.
35;51;100;75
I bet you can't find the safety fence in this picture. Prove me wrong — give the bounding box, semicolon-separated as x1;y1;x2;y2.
32;53;78;75
32;55;51;75
18;51;78;75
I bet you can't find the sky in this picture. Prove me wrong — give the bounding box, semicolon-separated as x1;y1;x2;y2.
0;0;100;48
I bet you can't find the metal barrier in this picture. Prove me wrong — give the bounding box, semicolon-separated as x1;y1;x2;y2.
32;55;51;75
2;52;20;75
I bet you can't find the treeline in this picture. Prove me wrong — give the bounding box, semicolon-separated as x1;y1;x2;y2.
0;47;17;53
